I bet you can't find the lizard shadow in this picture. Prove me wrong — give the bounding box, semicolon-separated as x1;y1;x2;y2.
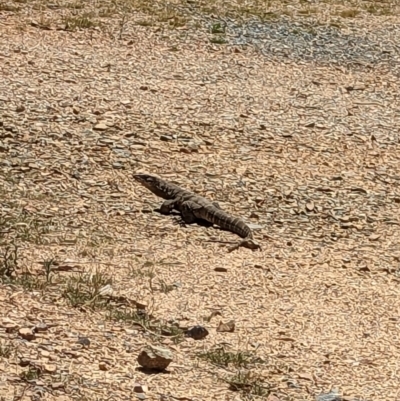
135;366;171;375
154;208;229;231
154;208;213;228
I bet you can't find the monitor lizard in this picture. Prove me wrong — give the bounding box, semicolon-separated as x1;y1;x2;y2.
133;174;261;252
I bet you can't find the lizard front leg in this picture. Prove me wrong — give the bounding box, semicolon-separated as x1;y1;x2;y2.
160;199;177;214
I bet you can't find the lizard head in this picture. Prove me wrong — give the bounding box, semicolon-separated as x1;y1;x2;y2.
133;174;159;189
133;173;173;199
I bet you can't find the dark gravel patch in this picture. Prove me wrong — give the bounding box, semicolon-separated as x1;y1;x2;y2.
210;18;400;73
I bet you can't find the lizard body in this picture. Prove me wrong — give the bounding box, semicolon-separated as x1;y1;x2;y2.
134;174;260;252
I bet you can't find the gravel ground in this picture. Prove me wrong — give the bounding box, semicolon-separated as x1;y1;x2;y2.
0;2;400;401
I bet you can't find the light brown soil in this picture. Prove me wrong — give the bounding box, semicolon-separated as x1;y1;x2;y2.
1;1;400;401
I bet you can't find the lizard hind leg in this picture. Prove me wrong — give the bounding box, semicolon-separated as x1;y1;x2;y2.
180;200;201;224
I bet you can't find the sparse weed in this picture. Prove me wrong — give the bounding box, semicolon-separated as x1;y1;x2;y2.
198;347;257;368
129;261;155;280
211;22;225;34
0;243;19;278
109;308;184;342
63;270;112;309
20;366;42;382
0;244;49;290
0;213;51;245
198;347;267;396
0;341;13;358
156;6;187;28
15;272;48;292
63;13;98;30
0;3;20;12
163;324;185;344
210;36;227;44
226;370;269;397
159;279;175;294
298;7;317;15
136;19;153;27
109;308;150;325
66;1;85;10
365;5;393;16
42;258;57;283
339;9;360;18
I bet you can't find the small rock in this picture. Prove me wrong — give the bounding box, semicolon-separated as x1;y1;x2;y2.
136;394;146;400
137;345;173;371
182;142;199;152
112;162;124;169
287;378;299;388
247;223;263;230
298;372;314;381
159;135;172;142
77;336;90;347
19;328;35;341
306;201;314;212
214;267;228;272
19;358;31;367
93;123;108;131
112;148;131;158
43;364;57;374
16;105;25;113
133;383;149;393
316;389;342;401
34;323;48;333
98;138;113;146
185;325;209;340
39;350;50;358
139;85;148;91
136;300;148;310
267;394;281;401
345;83;365;92
51;382;64;390
99;362;109;371
0;141;9;152
217;320;235;333
369;233;380;241
1;318;18;332
341;223;353;229
32;386;46;398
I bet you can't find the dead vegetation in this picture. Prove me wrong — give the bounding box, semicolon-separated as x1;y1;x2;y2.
0;0;400;400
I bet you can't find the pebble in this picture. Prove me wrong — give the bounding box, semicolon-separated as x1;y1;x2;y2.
185;325;209;340
137;345;173;371
316;390;342;401
19;328;35;341
93;123;108;131
133;383;149;393
77;336;90;347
